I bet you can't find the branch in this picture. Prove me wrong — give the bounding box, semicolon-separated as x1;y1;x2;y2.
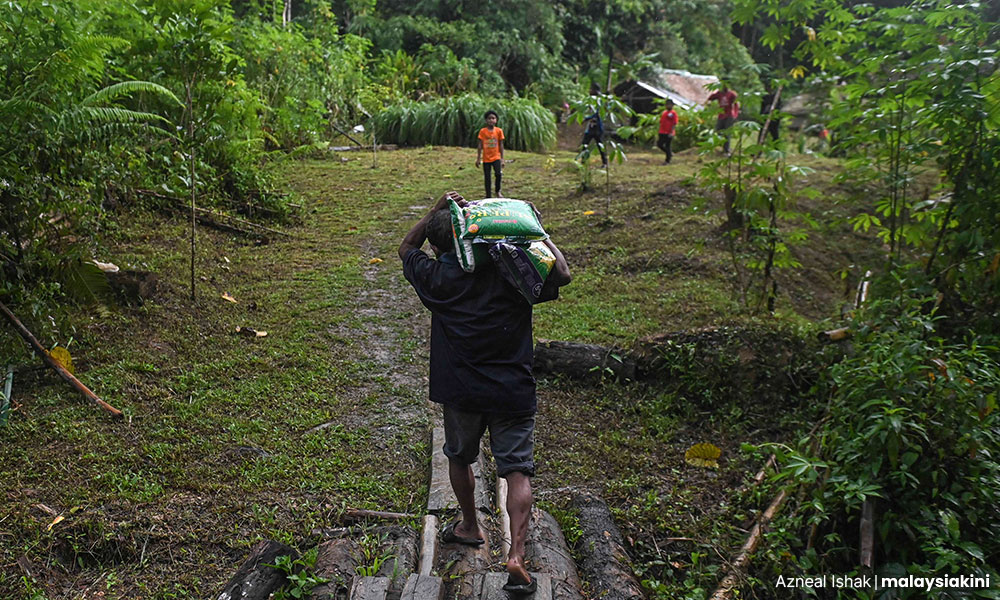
0;301;123;418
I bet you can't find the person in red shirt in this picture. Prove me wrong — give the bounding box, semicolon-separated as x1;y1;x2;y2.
476;110;505;198
657;99;678;164
707;84;739;154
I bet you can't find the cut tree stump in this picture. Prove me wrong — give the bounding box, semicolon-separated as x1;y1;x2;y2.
215;540;295;600
107;270;158;305
400;574;445;600
571;492;645;600
533;339;636;381
309;538;360;599
525;509;585;600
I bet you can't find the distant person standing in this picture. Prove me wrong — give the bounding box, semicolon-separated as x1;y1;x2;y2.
476;110;504;198
707;84;739;154
657;99;678;164
581;110;608;167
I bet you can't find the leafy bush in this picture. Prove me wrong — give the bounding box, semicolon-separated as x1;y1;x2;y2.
235;14;374;148
371;94;556;152
759;291;1000;596
0;1;178;298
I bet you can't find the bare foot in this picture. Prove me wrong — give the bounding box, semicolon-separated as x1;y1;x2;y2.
454;519;484;542
506;555;532;586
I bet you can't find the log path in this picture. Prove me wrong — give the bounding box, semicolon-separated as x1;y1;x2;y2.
340;425;584;600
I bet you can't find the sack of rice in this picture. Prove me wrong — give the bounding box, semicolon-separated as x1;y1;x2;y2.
488;240;556;304
450;198;548;272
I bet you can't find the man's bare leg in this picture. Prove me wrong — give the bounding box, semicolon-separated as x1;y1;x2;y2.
449;459;484;540
505;471;533;584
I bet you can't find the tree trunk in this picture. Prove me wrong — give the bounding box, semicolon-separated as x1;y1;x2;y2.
533;339;636;381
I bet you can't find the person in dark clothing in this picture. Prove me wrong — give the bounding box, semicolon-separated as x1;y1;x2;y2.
399;191;571;595
707;84;739;154
581;111;608;167
761;91;782;142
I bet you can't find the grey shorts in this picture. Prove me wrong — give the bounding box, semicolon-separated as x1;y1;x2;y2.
442;405;535;477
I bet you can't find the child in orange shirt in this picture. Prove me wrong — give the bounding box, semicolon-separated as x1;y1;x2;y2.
476;110;505;198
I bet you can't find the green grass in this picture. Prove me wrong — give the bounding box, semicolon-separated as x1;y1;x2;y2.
0;139;887;599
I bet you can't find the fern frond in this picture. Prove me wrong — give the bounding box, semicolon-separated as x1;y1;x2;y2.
0;98;53;119
77;106;171;126
27;36;129;91
82;81;183;108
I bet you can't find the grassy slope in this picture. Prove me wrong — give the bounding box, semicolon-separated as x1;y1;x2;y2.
0;141;889;599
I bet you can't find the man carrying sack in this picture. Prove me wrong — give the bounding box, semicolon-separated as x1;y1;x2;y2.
398;191;571;594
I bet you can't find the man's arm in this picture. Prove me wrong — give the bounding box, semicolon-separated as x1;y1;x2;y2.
398;191;463;260
543;238;572;287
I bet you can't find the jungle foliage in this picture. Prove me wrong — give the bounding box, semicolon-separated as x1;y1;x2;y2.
3;0;1000;598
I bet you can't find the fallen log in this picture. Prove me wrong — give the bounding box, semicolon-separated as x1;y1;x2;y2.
533;339;636;381
525;508;585;600
708;487;790;600
571;492;644;600
216;539;296;600
438;519;491;600
310;538;360;600
0;300;123;418
375;524;420;591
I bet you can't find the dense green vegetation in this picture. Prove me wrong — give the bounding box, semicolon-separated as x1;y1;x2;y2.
2;0;999;599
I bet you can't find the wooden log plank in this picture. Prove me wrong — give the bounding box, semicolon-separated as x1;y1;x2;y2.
479;572;552;600
418;514;439;577
309;538;360;600
0;300;123;418
350;576;390;600
533;339;636;381
215;540;295;600
525;509;585;600
497;477;511;557
400;574;445;600
428;426;487;513
571;492;644;600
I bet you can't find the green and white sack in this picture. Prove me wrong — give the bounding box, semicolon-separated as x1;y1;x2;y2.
449;198;548;272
